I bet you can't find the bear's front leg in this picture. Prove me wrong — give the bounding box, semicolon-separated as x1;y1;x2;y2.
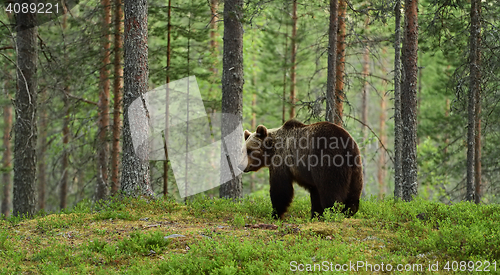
269;170;294;219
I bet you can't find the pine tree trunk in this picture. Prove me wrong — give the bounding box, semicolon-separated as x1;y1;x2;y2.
2;90;13;217
60;13;70;210
393;0;403;199
361;46;369;154
282;12;288;124
163;0;172;197
378;49;388;198
96;0;112;201
250;93;257;192
209;0;219;77
325;0;338;123
219;0;244;199
474;112;481;203
467;0;481;202
61;90;70;209
289;0;297;119
13;3;38;217
334;0;346;126
401;0;419;201
37;89;47;211
361;34;369;197
121;0;153;197
111;0;123;195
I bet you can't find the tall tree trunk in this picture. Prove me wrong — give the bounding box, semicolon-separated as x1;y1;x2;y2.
467;0;481;202
163;0;172;197
121;0;153;197
2;84;13;217
378;49;388;198
417;63;422;145
393;0;403;199
325;0;338;123
289;0;297;119
96;0;112;201
401;0;419;201
250;93;257;192
61;90;70;209
361;30;369;197
282;12;288;124
474;104;481;203
209;0;219;77
13;2;38;217
334;0;346;126
60;12;70;210
111;0;123;195
443;98;450;155
219;0;244;199
37;89;47;211
361;45;369;150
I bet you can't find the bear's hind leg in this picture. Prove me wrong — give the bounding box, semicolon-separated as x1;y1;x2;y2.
341;197;360;217
308;187;324;219
269;172;294;219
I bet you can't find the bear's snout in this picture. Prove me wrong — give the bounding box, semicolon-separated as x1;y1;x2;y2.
237;152;249;173
237;163;248;173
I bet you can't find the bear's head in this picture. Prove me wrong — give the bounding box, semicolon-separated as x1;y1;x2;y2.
238;125;273;173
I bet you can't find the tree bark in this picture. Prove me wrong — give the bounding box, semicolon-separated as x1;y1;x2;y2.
60;89;70;209
37;89;47;211
60;13;70;210
401;0;419;201
361;46;369;153
250;93;257;192
209;0;219;77
96;0;112;201
467;0;481;202
111;0;123;195
334;0;346;126
163;0;172;197
121;0;153;197
361;27;369;197
13;1;38;217
393;0;403;199
378;49;388;198
474;111;481;203
289;0;297;119
219;0;244;199
325;0;338;123
2;85;13;217
282;10;288;124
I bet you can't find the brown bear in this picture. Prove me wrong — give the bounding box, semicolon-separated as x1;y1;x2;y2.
238;119;363;219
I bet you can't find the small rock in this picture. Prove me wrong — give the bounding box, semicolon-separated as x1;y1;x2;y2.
164;234;186;239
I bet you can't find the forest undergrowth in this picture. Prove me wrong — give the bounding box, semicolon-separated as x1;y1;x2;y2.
0;192;498;274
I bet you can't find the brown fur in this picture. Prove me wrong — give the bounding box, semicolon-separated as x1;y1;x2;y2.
239;119;363;219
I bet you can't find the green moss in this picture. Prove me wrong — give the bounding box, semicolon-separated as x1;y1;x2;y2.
1;194;498;274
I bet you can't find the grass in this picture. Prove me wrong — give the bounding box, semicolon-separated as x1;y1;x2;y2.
0;192;499;274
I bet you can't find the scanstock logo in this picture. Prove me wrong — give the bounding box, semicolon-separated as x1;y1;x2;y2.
128;76;245;198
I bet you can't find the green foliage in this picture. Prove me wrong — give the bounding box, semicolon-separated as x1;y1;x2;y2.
0;196;499;273
117;231;171;255
0;229;11;251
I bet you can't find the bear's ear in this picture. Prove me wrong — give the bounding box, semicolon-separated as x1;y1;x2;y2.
256;125;268;138
244;130;251;140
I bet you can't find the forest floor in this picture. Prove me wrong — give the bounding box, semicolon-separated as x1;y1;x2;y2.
0;191;499;274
